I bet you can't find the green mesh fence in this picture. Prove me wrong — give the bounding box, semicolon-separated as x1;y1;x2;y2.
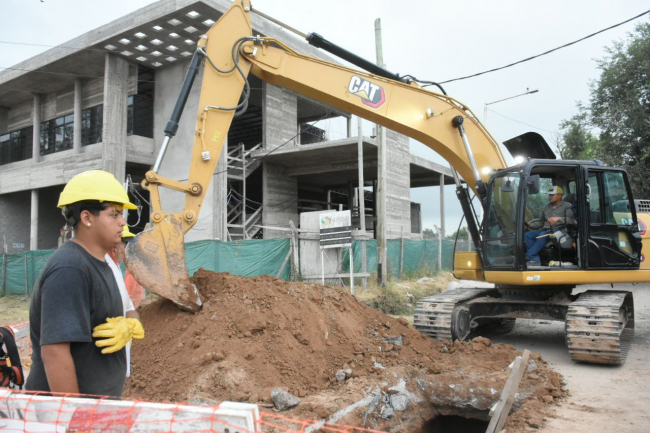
0;237;461;296
1;239;291;296
341;239;460;278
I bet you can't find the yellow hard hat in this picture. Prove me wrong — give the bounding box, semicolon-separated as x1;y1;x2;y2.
58;170;137;209
122;226;136;239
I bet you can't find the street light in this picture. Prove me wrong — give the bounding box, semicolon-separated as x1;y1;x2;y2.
484;89;539;124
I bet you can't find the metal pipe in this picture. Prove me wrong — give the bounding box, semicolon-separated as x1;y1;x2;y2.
164;50;204;137
452;116;481;184
153;136;171;173
306;32;405;83
153;49;204;173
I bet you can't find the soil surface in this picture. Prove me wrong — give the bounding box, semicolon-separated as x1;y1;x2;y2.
124;270;565;432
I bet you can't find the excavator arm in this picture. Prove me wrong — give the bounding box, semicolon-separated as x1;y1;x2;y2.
125;0;509;311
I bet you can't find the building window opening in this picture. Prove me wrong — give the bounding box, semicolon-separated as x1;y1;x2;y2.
127;65;155;139
0;126;33;165
82;105;103;146
41;114;74;155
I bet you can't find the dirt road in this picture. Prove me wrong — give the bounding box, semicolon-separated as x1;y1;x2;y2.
491;283;650;432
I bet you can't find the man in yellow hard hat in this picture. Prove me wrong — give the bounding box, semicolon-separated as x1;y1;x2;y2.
26;170;144;397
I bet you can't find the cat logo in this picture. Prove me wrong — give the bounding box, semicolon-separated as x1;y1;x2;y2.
348;76;386;109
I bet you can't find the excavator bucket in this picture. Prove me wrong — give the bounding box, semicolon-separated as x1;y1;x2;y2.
124;216;202;313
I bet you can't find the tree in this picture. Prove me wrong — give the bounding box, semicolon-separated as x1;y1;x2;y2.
446;227;468;240
423;228;439;239
557;110;602;160
559;21;650;198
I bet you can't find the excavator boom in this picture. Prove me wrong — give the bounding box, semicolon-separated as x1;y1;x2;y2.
125;0;508;312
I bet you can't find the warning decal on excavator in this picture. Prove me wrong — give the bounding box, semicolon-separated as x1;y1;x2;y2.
348;76;386;109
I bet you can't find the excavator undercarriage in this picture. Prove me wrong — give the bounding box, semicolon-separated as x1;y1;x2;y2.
415;286;635;365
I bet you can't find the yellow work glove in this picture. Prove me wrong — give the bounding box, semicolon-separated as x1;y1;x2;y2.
92;317;145;354
127;317;145;340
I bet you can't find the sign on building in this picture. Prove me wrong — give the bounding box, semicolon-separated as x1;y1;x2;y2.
319;210;352;249
13;243;25;249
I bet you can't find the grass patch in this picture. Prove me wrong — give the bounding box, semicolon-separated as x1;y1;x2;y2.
0;295;31;326
354;271;455;318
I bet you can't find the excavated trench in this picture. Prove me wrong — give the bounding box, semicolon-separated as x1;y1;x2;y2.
423;415;489;433
124;270;564;432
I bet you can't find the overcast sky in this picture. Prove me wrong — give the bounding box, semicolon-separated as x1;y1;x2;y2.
2;0;648;234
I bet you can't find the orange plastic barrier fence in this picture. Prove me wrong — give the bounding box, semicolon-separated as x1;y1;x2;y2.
0;390;389;433
3;322;388;433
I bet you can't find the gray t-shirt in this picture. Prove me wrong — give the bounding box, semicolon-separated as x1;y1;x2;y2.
26;241;126;397
529;201;575;230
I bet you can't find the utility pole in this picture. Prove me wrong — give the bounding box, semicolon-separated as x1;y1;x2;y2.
375;18;388;286
358;117;367;289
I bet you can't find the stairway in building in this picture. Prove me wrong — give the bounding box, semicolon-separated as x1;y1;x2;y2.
226;143;263;241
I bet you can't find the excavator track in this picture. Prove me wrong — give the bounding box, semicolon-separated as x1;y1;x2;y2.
414;288;496;341
565;291;634;365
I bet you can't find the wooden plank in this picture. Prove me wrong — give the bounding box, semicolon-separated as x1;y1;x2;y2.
486;349;531;433
275;249;292;279
289;220;300;282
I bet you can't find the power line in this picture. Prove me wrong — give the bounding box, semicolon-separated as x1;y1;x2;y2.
486;108;558;135
439;9;650;84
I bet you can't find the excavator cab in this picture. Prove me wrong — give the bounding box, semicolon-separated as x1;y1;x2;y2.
482;160;642;274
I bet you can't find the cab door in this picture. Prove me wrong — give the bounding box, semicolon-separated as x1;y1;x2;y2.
583;168;641;269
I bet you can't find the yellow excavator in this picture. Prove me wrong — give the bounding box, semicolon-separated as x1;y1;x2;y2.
125;0;650;365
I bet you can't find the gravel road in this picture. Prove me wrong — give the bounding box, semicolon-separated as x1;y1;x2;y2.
491;283;650;432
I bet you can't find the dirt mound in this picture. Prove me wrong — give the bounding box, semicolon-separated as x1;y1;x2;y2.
124;270;565;431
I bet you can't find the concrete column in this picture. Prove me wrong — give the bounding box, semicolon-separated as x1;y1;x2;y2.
32;94;41;163
440;174;445;238
384;130;411;237
213;138;228;241
73;78;83;154
262;163;297;239
30;189;38;250
101;53;129;181
261;82;299;239
262;82;297;150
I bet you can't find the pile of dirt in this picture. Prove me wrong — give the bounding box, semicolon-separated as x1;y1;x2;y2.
124;270;565;431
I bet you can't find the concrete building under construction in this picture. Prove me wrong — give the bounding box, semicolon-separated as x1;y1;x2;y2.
0;0;452;254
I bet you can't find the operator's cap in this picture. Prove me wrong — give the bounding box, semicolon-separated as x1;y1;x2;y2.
122;225;136;242
548;186;564;195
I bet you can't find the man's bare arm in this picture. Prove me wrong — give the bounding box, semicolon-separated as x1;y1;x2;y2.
42;343;79;394
126;310;140;320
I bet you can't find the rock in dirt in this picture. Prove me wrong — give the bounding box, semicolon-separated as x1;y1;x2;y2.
271;387;301;410
389;393;409;411
383;335;403;346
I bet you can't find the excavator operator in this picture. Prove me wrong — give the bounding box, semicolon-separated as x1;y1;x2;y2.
524;186;575;266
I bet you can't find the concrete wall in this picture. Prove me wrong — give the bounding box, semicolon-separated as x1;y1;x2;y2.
0;191;31;254
298;210;339;283
6;100;32;133
262;83;298;150
261;83;299;238
385;130;412;239
82;77;105;109
262;163;298;239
